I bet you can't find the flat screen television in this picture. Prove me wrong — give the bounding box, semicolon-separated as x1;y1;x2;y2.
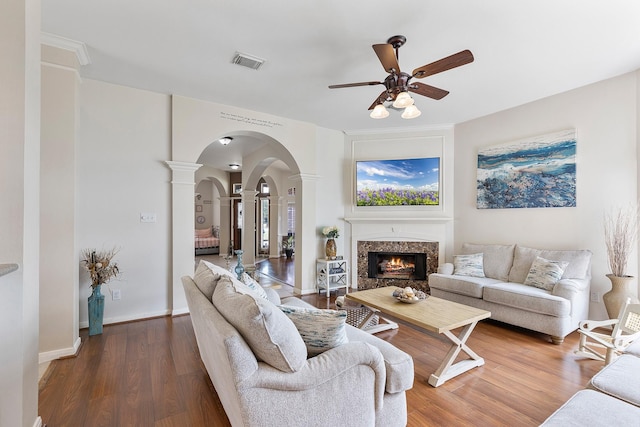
356;157;440;206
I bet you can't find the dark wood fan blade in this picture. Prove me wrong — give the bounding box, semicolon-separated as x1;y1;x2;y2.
373;44;400;73
368;91;390;110
328;81;382;89
412;49;474;79
408;82;449;100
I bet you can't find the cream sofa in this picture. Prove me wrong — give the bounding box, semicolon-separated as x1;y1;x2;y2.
429;243;592;344
183;260;414;427
541;340;640;425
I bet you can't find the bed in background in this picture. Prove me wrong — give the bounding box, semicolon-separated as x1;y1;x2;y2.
195;226;220;255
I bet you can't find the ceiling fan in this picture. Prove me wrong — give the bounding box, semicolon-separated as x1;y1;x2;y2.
328;35;474;119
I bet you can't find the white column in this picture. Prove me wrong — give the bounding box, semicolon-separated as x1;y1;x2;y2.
40;43;83;363
219;196;233;257
240;190;259;272
291;174;320;295
269;196;283;258
166;161;201;315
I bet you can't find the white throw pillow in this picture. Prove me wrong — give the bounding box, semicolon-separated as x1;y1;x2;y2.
279;305;349;356
453;253;486;277
193;260;221;300
213;276;307;372
524;256;569;291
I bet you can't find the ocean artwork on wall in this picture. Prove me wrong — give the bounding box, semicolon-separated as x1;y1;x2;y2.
477;129;576;209
356;157;440;206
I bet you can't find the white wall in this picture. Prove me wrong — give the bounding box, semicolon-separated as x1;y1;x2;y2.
0;0;41;425
315;126;348;256
77;79;172;325
455;71;639;319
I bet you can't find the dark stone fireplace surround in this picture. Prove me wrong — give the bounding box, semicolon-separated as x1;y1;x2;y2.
357;240;438;293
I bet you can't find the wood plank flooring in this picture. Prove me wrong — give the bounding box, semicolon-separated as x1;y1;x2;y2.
39;258;603;426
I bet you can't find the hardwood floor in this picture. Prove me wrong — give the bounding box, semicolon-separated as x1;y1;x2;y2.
39;258;602;426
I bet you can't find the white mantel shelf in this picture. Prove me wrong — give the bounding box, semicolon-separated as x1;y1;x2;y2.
0;263;18;277
344;217;452;223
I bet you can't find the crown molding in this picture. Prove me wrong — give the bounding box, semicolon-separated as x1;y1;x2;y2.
41;32;91;66
344;123;454;136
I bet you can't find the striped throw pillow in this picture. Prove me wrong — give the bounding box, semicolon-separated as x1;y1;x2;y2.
453;253;486;277
279;305;348;356
524;256;569;290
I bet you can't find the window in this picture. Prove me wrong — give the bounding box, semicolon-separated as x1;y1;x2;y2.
287;203;295;235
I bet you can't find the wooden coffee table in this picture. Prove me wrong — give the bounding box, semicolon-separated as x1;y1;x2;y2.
346;286;491;387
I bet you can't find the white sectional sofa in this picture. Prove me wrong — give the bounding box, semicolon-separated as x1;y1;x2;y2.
542;346;640;425
429;243;592;344
183;260;414;427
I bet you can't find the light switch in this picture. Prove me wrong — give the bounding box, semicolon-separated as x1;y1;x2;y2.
140;213;157;223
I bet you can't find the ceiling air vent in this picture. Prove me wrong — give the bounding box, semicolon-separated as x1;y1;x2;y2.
232;52;265;70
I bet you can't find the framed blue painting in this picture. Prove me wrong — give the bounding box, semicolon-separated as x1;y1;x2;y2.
477;129;577;209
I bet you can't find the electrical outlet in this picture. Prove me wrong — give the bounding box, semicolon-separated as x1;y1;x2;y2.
590;291;600;303
112;289;121;300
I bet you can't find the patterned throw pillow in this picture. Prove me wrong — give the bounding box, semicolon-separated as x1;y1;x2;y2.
453;253;486;277
240;272;269;300
279;305;349;356
524;256;569;291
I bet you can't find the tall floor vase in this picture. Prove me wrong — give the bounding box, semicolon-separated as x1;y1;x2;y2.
88;284;105;336
603;274;640;319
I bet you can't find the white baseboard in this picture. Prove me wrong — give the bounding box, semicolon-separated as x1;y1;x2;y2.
39;336;81;363
79;309;172;329
33;416;43;427
172;307;190;316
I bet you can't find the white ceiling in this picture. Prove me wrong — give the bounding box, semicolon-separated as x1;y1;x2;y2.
42;1;640;170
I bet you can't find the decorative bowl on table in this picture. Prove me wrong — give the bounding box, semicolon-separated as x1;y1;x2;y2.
392;287;428;303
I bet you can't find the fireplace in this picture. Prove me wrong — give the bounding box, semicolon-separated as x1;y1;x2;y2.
357;240;438;292
368;252;427;281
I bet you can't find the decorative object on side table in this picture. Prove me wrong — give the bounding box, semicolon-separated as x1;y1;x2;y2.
322;225;339;259
81;248;120;336
234;249;244;279
604;205;640;318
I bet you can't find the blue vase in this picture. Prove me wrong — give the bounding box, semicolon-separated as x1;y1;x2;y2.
235;249;244;279
88;284;105;336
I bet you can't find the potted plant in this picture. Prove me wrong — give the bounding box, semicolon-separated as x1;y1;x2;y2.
603;205;640;318
283;236;294;259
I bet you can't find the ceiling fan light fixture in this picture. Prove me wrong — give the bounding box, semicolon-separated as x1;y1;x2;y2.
370;104;389;119
392;91;414;108
229;163;240;170
401;105;422;119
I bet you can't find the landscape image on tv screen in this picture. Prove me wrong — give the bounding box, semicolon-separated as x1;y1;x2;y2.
356;157;440;206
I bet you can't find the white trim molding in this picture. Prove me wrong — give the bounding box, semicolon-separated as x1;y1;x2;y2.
41;32;91;65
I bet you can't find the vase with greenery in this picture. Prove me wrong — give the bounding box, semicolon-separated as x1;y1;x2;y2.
322;226;339;259
81;248;120;335
603;206;640;318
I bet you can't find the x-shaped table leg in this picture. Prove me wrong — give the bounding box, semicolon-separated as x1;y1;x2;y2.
428;320;484;387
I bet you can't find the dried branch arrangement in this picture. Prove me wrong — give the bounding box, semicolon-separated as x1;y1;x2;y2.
604;205;639;277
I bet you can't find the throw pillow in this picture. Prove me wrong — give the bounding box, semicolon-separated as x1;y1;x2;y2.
524;256;569;291
195;228;213;238
212;276;307;372
453;253;486;277
279;305;348;356
193;260;221;299
240;272;269;300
